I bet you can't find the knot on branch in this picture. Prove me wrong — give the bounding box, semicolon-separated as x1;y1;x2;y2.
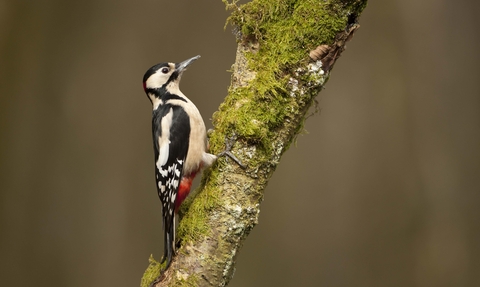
309;23;360;72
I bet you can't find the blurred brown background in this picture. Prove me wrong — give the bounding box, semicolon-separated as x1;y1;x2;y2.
1;1;479;286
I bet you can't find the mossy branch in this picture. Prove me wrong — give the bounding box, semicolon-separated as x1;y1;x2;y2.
142;0;367;286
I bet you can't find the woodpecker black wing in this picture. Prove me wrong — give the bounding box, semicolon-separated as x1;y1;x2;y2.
152;104;190;268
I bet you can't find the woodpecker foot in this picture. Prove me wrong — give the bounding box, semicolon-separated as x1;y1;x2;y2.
217;135;247;169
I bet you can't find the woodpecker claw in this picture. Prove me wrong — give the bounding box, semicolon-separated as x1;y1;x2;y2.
217;135;247;169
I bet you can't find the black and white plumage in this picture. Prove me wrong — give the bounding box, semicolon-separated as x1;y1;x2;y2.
143;55;216;270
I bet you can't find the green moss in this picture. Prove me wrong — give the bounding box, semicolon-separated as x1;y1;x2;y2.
176;0;367;261
227;0;347;71
176;168;222;242
140;255;162;287
140;255;200;287
215;0;349;158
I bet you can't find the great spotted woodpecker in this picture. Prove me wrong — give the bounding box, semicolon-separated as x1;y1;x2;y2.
142;55;217;270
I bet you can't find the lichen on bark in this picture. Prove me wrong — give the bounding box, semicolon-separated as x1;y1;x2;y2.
142;0;367;286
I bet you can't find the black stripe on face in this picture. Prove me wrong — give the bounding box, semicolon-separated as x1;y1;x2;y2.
167;70;180;83
164;93;187;103
145;87;188;103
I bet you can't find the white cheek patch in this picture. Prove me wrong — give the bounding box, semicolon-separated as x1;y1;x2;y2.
146;69;171;89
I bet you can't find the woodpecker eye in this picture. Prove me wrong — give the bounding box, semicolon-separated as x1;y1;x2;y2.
161;67;169;74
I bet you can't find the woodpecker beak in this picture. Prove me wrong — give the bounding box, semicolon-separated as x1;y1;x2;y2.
175;55;200;74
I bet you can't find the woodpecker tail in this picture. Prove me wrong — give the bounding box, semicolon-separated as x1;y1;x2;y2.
160;213;176;270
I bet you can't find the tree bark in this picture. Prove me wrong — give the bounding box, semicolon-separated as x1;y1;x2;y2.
142;0;367;286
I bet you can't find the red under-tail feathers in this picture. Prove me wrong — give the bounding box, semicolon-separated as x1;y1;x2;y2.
175;171;198;212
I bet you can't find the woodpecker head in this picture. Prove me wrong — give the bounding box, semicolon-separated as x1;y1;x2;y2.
143;55;200;102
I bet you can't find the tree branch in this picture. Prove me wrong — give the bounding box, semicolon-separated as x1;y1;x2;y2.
142;0;367;286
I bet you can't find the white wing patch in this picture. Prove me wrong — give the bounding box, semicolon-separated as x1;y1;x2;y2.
156;108;174;175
